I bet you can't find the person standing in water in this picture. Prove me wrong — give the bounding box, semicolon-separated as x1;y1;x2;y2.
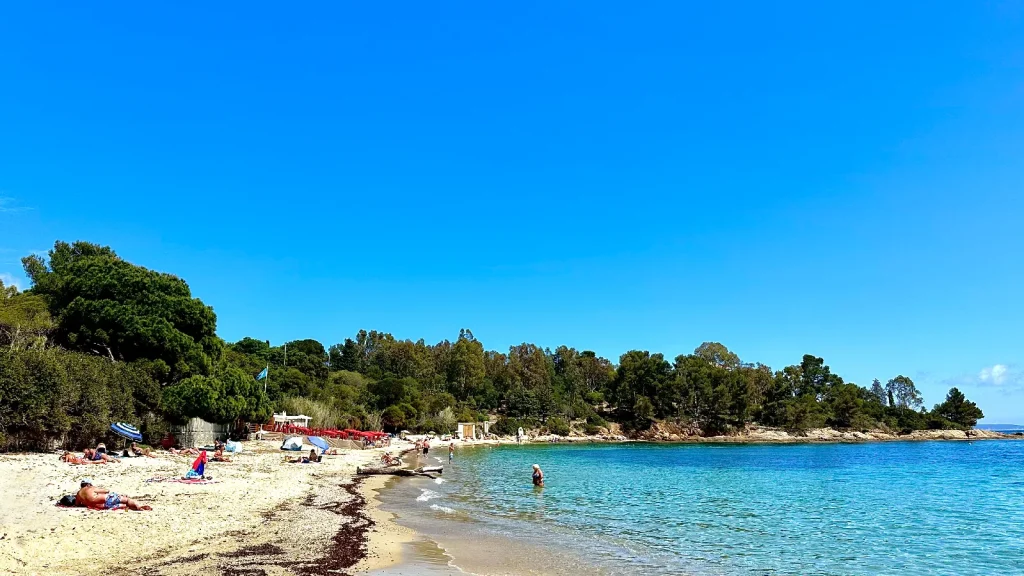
448;442;454;463
532;464;544;487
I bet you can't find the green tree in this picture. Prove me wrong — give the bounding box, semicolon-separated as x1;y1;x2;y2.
331;339;362;373
448;329;485;399
693;342;741;369
869;378;888;406
933;387;984;428
612;350;671;414
381;405;408;432
0;280;52;349
797;355;843;398
22;241;218;380
827;383;867;429
885;375;922;411
161;366;271;424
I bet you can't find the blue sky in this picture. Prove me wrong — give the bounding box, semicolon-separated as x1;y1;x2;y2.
1;3;1022;422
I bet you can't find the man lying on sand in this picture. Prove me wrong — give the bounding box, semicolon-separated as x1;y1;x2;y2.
60;452;106;465
168;447;202;456
73;480;152;511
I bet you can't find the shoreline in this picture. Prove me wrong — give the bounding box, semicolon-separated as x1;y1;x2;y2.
2;431;1019;575
355;430;1022;575
484;426;1018;445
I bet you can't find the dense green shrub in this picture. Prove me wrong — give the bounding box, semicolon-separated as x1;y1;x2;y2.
162;366;271;425
545;416;570;436
0;348;160;450
492;416;539;436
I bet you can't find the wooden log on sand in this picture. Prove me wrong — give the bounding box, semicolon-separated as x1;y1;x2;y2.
356;465;443;477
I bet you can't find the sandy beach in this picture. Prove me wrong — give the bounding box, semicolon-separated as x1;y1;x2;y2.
0;440;404;576
0;436;498;576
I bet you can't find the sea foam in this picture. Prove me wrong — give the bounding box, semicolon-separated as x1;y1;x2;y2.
416;489;440;502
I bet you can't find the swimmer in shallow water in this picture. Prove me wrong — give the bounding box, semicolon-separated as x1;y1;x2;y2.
532;464;544;487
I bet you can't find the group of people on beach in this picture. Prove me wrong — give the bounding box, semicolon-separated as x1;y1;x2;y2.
55;437;241;511
59;442;134;465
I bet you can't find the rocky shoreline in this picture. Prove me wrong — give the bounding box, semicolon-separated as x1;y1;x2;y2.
508;425;1018;444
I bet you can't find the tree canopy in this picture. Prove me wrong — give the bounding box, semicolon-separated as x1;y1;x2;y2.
0;240;993;449
23;241;218;381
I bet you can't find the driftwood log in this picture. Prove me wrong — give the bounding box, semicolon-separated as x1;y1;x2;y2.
356;465;443;477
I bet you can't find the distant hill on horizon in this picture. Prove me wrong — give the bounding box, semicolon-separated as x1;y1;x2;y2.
977;423;1024;430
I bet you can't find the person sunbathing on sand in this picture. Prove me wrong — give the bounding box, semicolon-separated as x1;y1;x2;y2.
168;447;201;456
127;442;156;458
60;452;105;465
211;448;232;462
286;449;319;464
76;480;152;511
83;448;120;463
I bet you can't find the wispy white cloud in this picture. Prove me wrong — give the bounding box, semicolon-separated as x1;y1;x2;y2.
979;364;1009;385
0;197;30;213
942;364;1024;395
0;272;24;291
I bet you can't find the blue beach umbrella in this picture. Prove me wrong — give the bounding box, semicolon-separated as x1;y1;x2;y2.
307;436;330;453
110;422;143;442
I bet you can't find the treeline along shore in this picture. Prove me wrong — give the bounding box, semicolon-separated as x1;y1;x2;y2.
0;240;992;451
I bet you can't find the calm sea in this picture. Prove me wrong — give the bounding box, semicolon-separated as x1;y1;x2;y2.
382;440;1024;575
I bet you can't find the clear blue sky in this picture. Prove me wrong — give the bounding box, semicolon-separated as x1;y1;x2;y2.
1;3;1022;422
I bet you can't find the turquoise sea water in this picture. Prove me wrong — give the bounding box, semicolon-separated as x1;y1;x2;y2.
390;441;1024;575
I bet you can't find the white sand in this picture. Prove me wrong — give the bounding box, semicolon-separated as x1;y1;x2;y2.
0;441;381;576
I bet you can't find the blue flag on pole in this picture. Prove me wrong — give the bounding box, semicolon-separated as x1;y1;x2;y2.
256;366;268;380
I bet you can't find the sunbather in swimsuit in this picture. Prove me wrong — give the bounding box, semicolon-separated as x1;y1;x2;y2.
60;452;104;465
75;482;151;511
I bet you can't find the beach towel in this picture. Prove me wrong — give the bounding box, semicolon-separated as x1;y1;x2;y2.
55;502;126;511
145;477;219;484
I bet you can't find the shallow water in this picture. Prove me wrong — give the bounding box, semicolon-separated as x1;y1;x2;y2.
383;441;1024;575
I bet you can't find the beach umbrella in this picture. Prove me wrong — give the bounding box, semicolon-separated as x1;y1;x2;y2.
307;436;330;453
110;422;142;442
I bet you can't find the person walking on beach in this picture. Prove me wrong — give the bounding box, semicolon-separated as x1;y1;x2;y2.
532;464;544;487
448;442;454;463
422;439;430;456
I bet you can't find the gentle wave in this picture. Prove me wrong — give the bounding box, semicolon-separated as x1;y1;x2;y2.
416;489;440;502
430;504;457;514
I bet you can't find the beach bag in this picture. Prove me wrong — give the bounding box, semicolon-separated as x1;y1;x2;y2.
190;451;207;477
